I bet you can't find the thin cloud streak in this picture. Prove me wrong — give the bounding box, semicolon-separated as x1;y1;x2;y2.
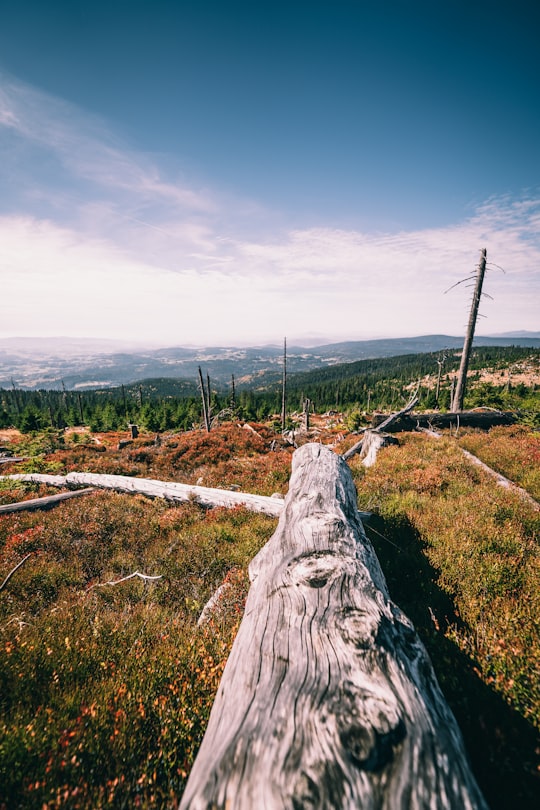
0;74;214;213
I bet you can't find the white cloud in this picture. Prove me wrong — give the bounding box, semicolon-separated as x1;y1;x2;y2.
2;197;539;345
1;74;538;344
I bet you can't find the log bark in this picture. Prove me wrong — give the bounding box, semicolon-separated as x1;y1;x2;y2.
1;473;285;517
179;443;487;810
0;488;95;514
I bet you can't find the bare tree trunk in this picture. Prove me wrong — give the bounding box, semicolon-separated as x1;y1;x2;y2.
230;374;236;411
198;366;211;432
281;337;287;432
206;373;212;425
451;249;487;412
303;397;311;431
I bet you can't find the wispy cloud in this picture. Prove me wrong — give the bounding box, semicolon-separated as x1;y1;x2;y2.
1;74;538;344
0;74;214;213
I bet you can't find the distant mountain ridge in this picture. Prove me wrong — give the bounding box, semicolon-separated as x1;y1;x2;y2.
1;333;539;390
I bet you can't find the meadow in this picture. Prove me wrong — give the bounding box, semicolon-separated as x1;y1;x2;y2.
0;420;538;808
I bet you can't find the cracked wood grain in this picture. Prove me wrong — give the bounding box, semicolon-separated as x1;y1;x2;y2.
180;443;487;810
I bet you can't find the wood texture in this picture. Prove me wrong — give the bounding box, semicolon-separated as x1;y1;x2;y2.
180;443;487;809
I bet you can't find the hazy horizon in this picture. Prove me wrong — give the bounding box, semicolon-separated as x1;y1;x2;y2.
1;330;539;357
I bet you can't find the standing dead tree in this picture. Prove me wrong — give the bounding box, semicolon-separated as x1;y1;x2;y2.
197;366;211;432
281;336;287;432
179;443;487;809
303;397;311;431
447;248;501;412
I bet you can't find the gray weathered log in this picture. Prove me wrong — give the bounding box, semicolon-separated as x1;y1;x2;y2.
179;443;487;809
3;473;71;487
1;472;284;517
460;448;539;509
0;487;95;514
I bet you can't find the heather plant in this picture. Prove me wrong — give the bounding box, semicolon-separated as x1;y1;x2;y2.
0;489;275;808
458;425;540;500
351;432;539;808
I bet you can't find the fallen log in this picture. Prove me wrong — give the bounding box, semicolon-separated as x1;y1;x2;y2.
459;448;539;511
0;488;96;514
3;473;70;487
179;443;487;809
416;430;540;510
372;409;517;433
1;472;285;517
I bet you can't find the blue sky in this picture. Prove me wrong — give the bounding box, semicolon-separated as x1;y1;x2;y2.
1;0;539;345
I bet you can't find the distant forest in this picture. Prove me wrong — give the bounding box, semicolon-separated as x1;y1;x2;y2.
1;346;538;433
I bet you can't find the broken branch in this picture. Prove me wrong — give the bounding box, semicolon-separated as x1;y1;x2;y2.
0;553;33;594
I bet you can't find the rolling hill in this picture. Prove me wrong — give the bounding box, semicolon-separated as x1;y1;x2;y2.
2;333;539;391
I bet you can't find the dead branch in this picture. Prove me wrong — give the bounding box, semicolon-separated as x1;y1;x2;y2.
340;433;366;462
0;488;96;515
375;393;419;433
198;581;234;626
460;449;539;511
240;423;263;439
88;571;164;590
342;394;418;462
0;553;33;594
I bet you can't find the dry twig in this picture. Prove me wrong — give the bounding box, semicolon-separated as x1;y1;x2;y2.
88;571;163;590
0;553;33;594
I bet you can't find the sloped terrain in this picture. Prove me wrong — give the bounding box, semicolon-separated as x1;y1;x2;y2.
0;422;538;808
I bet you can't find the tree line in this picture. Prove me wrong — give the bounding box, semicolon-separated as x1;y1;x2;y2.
1;346;538;433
